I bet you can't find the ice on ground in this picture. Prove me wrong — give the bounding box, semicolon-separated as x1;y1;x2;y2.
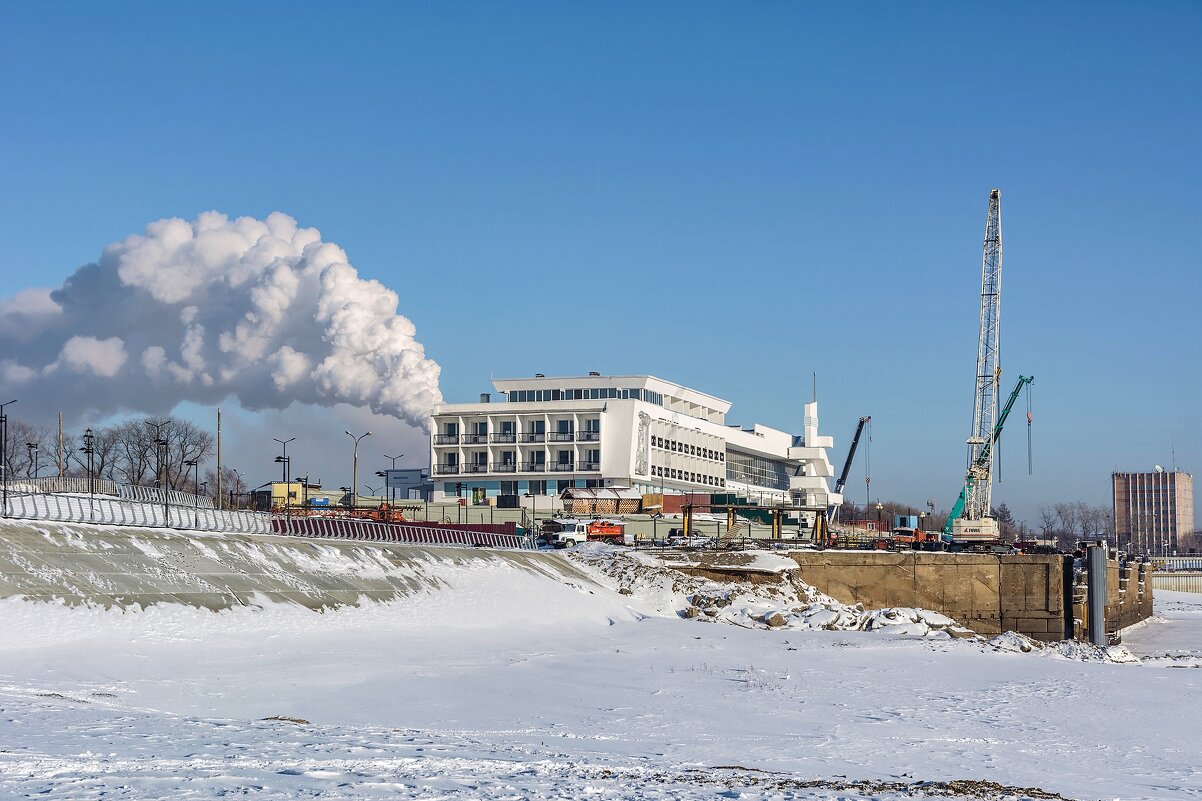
1;534;1199;799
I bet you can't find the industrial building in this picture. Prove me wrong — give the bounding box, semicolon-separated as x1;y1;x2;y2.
1112;469;1194;555
428;373;841;512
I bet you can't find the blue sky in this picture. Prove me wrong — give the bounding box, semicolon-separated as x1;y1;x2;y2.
1;2;1199;525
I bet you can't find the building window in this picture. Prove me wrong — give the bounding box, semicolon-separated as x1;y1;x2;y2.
501;481;518;495
528;479;547;495
444;422;458;436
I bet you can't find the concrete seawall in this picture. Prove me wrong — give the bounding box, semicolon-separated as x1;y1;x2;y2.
0;520;598;610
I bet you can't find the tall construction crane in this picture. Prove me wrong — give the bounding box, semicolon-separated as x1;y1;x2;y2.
831;416;870;522
952;189;1004;543
943;375;1034;540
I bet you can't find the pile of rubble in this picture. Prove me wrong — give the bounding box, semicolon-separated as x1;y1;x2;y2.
566;544;1144;663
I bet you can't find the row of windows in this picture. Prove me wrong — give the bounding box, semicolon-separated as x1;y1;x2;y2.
445;479;602;496
652;436;723;461
652;464;726;487
505;388;664;405
442;420;600;435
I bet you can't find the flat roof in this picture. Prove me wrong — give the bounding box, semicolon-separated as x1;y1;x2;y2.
491;374;732;414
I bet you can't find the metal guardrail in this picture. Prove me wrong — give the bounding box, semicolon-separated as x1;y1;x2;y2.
3;476;121;497
1152;573;1202;593
272;517;533;549
4;492;269;534
1153;556;1202;571
0;487;533;549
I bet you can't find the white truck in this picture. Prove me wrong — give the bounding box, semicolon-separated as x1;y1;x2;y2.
542;518;633;548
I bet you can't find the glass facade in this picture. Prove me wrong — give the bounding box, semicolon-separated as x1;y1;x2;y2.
725;451;790;491
504;387;664;405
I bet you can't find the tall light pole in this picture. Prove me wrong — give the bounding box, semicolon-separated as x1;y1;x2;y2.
156;435;170;526
0;399;16;516
80;428;95;522
345;430;372;512
273;437;295;483
26;442;38;480
184;459;200;528
384;452;403;506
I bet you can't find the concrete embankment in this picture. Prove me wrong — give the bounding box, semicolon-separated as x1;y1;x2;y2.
0;520;600;610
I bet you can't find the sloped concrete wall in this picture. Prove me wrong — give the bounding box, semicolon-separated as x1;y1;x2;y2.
787;551;1076;642
0;520;596;611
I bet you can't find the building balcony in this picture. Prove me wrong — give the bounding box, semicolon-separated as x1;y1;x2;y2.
576;431;600;442
433;434;459;445
519;433;546;443
434;463;460;474
549;432;575;442
491;462;518;473
490;433;517;444
549;462;576;472
462;463;488;474
577;461;600;471
462;433;488;445
521;462;546;472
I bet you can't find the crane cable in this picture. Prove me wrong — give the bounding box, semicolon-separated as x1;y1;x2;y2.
863;417;872;517
1026;380;1034;476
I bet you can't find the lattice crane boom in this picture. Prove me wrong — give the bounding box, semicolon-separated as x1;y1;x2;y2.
953;189;1003;542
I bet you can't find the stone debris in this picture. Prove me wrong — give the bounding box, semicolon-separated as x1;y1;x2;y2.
566;544;1146;663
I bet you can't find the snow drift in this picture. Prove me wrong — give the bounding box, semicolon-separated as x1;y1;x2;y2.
0;212;441;426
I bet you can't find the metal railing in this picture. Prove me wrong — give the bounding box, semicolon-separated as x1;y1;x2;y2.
3;475;121;496
521;462;545;472
490;433;517;443
576;431;600;441
491;462;518;472
549;432;575;442
1153;556;1202;571
434;463;460;474
462;433;488;444
271;517;533;549
519;433;545;443
461;463;488;473
4;491;270;534
549;462;575;472
433;434;460;445
0;487;532;549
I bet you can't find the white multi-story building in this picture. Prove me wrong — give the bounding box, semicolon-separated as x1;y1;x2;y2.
429;373;841;512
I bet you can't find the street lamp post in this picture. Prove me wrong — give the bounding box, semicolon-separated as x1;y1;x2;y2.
524;491;538;545
875;501;884;533
26;442;38;481
184;459;201;528
344;430;373;513
155;435;170;526
0;399;17;517
80;428;95;522
384;453;403;507
273;437;295;484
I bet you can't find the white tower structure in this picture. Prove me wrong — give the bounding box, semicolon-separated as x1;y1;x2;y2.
954;189;1003;542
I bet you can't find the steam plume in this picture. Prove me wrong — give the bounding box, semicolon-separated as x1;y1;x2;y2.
0;212;442;426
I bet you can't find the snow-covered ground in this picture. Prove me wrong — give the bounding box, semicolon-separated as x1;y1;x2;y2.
1;542;1199;800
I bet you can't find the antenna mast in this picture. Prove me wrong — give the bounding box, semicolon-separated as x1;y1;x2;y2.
961;189;1002;530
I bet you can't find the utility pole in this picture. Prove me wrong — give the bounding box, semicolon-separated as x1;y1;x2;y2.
216;408;222;510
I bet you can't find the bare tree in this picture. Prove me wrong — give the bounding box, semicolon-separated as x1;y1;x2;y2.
2;419;52;481
1038;505;1057;540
